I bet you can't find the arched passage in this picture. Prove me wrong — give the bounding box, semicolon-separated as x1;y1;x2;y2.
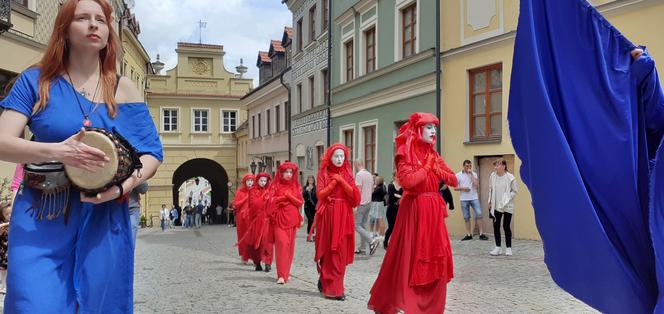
172;158;229;222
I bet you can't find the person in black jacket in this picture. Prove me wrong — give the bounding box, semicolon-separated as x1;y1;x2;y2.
384;172;403;249
439;180;455;211
303;175;318;241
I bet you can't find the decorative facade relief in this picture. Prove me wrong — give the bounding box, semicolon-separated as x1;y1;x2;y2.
292;109;328;137
467;0;496;30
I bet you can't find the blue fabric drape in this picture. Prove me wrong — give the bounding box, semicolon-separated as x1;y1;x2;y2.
508;0;664;313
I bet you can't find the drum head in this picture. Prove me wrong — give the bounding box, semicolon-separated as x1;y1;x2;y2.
65;130;119;191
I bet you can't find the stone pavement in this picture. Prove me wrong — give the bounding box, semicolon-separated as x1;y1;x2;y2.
133;224;596;314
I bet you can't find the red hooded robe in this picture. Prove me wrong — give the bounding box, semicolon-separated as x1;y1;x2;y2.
368;112;458;314
232;173;255;262
267;162;303;282
314;143;361;298
241;172;272;265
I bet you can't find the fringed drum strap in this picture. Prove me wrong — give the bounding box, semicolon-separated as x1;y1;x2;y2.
26;186;71;223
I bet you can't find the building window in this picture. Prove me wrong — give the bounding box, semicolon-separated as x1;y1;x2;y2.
401;3;417;58
297;83;303;114
162;108;178;132
309;75;315;108
258;113;262;137
363;125;376;174
267;109;271;135
276;105;281;132
365;27;376;74
309;5;317;43
222;110;237;133
322;0;329;32
252;115;256;138
193;109;209;133
345;40;354;82
11;0;28;7
297;156;305;171
321;69;328;106
469;63;503;141
297;18;303;52
343;129;354;162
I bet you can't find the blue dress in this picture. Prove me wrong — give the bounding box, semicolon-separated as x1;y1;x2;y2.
509;0;664;313
0;68;163;313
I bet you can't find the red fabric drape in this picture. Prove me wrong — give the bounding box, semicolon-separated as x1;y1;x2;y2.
368;112;458;314
314;144;361;297
233;174;254;261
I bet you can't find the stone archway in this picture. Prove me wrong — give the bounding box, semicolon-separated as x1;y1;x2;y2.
172;158;229;223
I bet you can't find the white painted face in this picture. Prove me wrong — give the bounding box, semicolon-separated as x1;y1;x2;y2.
422;123;436;144
331;149;345;167
282;169;293;181
246;179;254;187
258;177;268;187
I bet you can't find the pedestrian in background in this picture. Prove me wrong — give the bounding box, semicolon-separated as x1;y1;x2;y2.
370;176;387;241
488;158;518;256
384;172;402;249
303;175;318;241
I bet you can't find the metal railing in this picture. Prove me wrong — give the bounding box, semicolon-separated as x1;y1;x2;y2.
0;0;12;34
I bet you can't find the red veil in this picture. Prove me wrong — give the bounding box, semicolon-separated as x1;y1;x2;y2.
314;143;360;262
395;112;440;166
268;162;303;229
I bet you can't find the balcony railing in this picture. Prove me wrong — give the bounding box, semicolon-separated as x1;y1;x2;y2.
0;0;11;34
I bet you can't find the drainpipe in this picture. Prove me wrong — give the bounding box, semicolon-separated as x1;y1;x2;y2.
326;0;332;146
279;66;292;160
435;0;442;154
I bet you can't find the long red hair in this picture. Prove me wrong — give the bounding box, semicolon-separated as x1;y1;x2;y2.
35;0;120;117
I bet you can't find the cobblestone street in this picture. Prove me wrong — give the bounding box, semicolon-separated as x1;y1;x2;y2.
133;224;596;313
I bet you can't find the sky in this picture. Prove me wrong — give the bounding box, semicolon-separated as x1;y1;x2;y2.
133;0;292;86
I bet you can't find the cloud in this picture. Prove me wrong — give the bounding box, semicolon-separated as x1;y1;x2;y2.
133;0;292;86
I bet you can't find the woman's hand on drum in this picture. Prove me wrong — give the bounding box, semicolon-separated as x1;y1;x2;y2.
80;185;123;204
56;128;109;171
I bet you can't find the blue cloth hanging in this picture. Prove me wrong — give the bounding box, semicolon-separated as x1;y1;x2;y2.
508;0;664;313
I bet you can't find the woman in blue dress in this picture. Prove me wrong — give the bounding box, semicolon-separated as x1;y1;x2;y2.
0;0;163;312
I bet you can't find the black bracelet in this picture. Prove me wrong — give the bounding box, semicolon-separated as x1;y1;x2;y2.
115;184;124;200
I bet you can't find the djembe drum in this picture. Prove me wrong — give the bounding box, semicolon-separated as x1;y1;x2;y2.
64;128;141;196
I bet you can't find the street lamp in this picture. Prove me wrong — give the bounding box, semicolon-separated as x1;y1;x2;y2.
250;157;267;174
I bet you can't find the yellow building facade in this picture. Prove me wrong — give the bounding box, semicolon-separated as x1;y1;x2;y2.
144;42;252;220
440;0;664;240
0;0;59;181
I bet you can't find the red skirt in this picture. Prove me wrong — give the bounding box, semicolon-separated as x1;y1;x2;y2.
368;192;453;314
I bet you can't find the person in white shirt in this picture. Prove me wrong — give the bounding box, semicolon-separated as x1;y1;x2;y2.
455;160;488;241
354;160;380;255
160;204;170;232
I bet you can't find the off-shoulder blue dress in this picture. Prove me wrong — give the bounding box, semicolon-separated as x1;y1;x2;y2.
0;68;163;313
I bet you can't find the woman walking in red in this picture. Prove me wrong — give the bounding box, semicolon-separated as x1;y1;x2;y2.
269;162;303;284
314;144;360;301
368;112;458;313
232;173;254;264
241;172;272;271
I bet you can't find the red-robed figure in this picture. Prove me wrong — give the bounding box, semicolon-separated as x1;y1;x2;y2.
232;173;255;263
368;112;458;314
268;162;304;284
314;143;361;301
240;172;273;271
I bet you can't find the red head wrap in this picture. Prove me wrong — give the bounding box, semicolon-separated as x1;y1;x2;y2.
395;112;440;165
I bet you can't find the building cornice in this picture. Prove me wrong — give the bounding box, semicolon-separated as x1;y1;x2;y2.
332;49;433;94
3;30;46;50
122;27;150;63
147;93;243;101
441;31;515;59
331;73;435;118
